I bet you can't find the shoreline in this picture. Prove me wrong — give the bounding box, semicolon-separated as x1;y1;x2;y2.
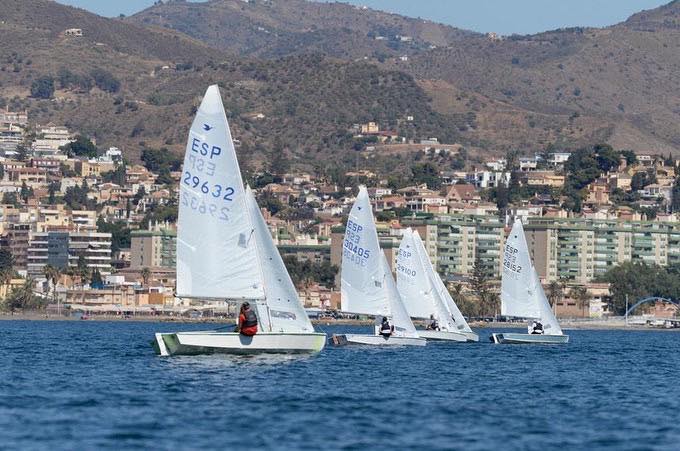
1;313;677;331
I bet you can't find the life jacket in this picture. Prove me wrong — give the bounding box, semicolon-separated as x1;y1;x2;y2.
242;309;258;328
380;321;392;332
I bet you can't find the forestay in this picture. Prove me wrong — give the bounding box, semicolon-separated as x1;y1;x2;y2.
176;85;264;300
245;187;314;333
341;186;389;316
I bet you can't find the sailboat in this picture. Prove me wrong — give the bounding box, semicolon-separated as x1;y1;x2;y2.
153;85;326;355
491;219;569;344
332;187;425;346
396;228;479;342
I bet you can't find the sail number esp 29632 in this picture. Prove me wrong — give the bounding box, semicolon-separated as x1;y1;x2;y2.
343;219;371;266
181;137;236;222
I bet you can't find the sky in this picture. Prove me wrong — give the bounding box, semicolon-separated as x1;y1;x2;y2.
57;0;670;35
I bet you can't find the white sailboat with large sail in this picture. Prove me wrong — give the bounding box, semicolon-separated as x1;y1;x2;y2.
153;85;325;355
396;228;478;342
332;187;425;346
491;219;569;344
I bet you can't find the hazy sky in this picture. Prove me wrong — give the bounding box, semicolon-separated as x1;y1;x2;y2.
57;0;669;35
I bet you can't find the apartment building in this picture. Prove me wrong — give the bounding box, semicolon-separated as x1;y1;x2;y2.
130;223;176;269
435;214;506;278
524;217;680;284
27;230;112;276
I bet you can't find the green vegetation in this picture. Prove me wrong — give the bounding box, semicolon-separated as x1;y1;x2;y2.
282;256;338;289
0;249;15;284
30;75;54;99
57;68;92;92
96;217;131;253
62;135;98;158
601;262;680;315
90;68;120;93
3;279;44;312
140;148;181;173
63;181;96;210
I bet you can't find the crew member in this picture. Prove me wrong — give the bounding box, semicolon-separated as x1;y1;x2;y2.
529;320;544;335
237;302;259;336
379;316;394;337
426;314;440;331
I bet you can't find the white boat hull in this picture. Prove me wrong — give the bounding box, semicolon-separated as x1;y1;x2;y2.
331;333;426;347
417;330;468;342
491;333;569;344
153;331;326;356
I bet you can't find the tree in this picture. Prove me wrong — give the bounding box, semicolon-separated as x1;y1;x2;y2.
76;255;89;286
470;257;492;317
4;279;44;312
47;181;59;204
672;177;680;213
141;267;151;286
0;248;15;285
15;144;28;162
20;181;33;204
30;75;55;99
90;68;120;93
61;135;98;158
547;281;563;311
2;192;20;208
569;286;590;318
43;264;61;304
411;162;441;189
0;162;4;180
90;269;103;289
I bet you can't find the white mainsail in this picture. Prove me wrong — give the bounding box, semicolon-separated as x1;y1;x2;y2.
176;85;264;300
341;186;418;336
245;187;314;333
397;228;472;333
501;220;562;335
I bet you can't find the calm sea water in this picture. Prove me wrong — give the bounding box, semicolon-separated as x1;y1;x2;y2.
1;320;679;450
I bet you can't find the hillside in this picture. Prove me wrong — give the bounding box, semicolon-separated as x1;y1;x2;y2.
131;0;477;59
0;0;467;170
132;0;680;155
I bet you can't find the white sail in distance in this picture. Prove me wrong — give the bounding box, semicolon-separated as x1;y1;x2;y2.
501;220;562;335
245;187;314;333
176;85;264;300
341;187;419;336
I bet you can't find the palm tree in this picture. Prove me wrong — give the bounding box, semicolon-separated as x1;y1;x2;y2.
569;286;590;318
43;265;61;315
141;267;151;286
547;281;563;313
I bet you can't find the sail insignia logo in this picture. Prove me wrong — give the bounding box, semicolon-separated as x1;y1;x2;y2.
203;124;213;131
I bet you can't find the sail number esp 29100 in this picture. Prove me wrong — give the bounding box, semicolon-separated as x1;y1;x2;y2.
181;137;236;222
343;219;371;267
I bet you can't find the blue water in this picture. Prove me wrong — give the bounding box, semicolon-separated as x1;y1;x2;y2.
1;321;679;450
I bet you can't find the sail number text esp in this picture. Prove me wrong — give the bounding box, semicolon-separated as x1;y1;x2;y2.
181;137;235;221
503;244;522;274
343;219;371;266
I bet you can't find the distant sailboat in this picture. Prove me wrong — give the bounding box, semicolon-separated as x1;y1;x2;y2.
491;219;569;344
332;187;425;346
397;228;478;342
153;85;325;355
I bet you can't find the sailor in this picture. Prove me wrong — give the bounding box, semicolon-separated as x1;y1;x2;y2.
237;302;259;336
529;320;544;335
379;316;394;337
426;314;440;331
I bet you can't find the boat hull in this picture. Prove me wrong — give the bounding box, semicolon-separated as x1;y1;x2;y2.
491;333;569;344
463;331;480;342
153;331;327;356
417;330;468;342
331;333;426;347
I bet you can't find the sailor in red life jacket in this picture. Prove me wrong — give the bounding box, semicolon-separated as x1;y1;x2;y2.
237;302;259;336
